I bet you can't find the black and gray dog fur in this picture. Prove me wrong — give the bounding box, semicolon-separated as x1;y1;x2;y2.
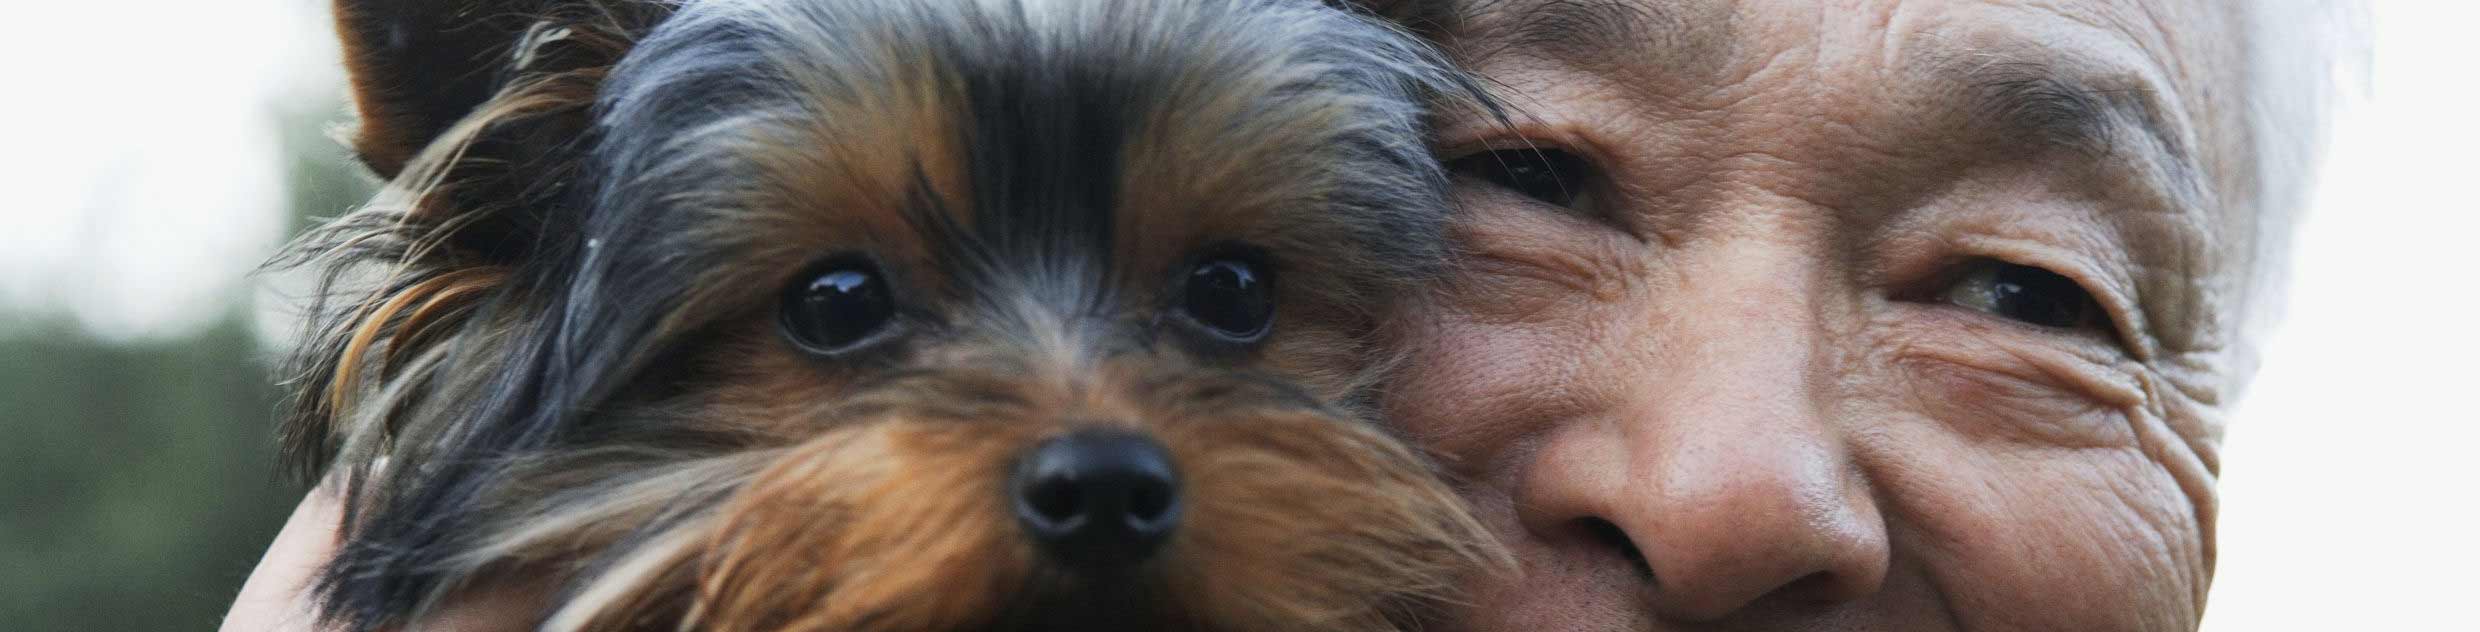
280;0;1502;630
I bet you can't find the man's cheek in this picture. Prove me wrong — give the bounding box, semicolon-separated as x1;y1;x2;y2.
1844;309;2211;629
1385;303;1602;475
1852;364;2208;630
1850;413;2205;629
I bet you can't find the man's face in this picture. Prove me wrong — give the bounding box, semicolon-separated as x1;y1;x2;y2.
1388;0;2269;629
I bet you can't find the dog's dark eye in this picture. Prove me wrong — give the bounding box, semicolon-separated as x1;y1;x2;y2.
780;257;896;354
1448;148;1594;209
1179;258;1274;343
1940;260;2105;330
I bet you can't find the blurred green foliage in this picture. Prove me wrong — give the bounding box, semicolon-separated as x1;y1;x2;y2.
1;95;374;630
0;317;295;630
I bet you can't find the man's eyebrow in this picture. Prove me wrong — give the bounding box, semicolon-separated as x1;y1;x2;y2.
1943;54;2202;197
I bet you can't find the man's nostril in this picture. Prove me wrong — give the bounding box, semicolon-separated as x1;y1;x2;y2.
1581;517;1654;581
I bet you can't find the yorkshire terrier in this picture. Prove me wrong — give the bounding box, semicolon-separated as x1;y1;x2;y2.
279;0;1503;630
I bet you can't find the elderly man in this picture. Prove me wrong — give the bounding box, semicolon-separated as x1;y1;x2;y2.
230;0;2341;629
1378;0;2340;628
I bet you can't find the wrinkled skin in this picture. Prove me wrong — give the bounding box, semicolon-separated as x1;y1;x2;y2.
1389;0;2301;630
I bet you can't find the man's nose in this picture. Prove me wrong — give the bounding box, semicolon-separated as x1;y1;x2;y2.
1516;249;1890;621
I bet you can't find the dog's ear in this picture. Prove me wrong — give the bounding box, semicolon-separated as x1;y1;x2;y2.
332;0;667;264
335;0;522;178
333;0;658;178
280;1;665;482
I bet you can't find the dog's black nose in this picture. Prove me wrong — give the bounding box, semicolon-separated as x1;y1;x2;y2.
1011;430;1181;568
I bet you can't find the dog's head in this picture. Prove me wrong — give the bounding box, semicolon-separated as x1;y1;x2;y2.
285;0;1500;630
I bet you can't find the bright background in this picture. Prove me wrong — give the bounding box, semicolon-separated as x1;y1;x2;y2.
2203;4;2479;630
0;2;2464;630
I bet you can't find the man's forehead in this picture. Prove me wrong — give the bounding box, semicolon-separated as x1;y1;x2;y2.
1436;0;1739;73
1425;0;2210;83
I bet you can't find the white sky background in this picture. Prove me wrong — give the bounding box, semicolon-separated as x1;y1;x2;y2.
0;1;2468;627
2203;4;2480;630
0;0;340;343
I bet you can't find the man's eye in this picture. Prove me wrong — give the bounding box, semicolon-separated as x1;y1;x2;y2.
780;256;898;354
1447;148;1595;210
1939;260;2106;330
